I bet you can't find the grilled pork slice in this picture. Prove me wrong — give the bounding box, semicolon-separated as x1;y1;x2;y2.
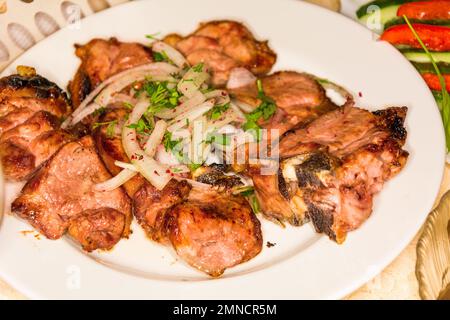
0;111;74;180
229;71;338;135
0;73;70;135
12;136;132;251
279;105;408;159
251;106;408;243
0;72;73;180
166;188;262;277
69;38;153;108
133;177;262;277
164;20;276;86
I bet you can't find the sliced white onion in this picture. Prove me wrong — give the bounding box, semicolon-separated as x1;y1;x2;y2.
226;67;257;89
204;89;230;105
114;161;138;172
229;102;247;123
155;90;206;119
232;99;257;113
143;120;167;157
152;41;188;69
122;99;171;190
62;62;180;128
155;144;181;166
94;169;137;192
177;65;210;98
167;100;215;132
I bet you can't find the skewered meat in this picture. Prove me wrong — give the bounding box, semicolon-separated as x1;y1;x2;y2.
250;105;408;242
68;38;153;108
164;20;276;86
12;136;132;251
229;71;338;135
133;173;262;276
0;71;73;180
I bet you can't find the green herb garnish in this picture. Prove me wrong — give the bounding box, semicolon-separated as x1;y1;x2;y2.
207;102;230;120
92;107;107;117
193;63;204;73
205;132;230;146
404;16;450;150
242;79;277;140
92;120;118;138
188;163;202;172
127;118;153;135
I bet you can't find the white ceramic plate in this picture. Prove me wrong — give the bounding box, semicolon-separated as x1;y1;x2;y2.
0;0;445;299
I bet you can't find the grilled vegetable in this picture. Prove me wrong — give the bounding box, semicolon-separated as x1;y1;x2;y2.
422;73;450;91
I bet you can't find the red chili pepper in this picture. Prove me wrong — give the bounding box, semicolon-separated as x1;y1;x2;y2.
380;24;450;51
422;73;450;92
397;0;450;20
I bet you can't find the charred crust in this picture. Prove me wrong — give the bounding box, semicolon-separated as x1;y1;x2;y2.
277;168;289;200
307;203;336;241
373;107;408;142
0;74;68;102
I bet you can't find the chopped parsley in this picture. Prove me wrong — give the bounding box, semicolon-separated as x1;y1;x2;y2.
92;107;107;117
205;132;230;146
145;33;161;41
192;63;204;73
163;132;184;161
153;51;170;62
207;102;230;120
92;120;118;138
188;163;202;172
123;102;134;110
127;118;153;135
136;81;180;114
242;79;277;140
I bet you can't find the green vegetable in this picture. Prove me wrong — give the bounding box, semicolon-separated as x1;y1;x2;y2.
192;63;204;73
163;131;182;152
384;17;450;30
92;120;117;138
400;49;450;64
357;0;419;31
207;102;230;120
404;16;450;150
242;79;277;140
127;118;153;135
205;132;230;146
188;163;202;172
412;62;450;75
92;107;107;117
136;81;180;114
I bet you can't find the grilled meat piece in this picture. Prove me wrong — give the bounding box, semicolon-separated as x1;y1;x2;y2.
279;105;408;159
166;188;262;277
133;179;192;243
12;136;132;250
0;72;73;180
229;71;338;135
0;73;70;135
69;38;153;108
0;111;74;180
68;208;127;252
164;20;276;86
133;175;262;276
94;107;145;197
192;164;243;190
251;106;408;243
